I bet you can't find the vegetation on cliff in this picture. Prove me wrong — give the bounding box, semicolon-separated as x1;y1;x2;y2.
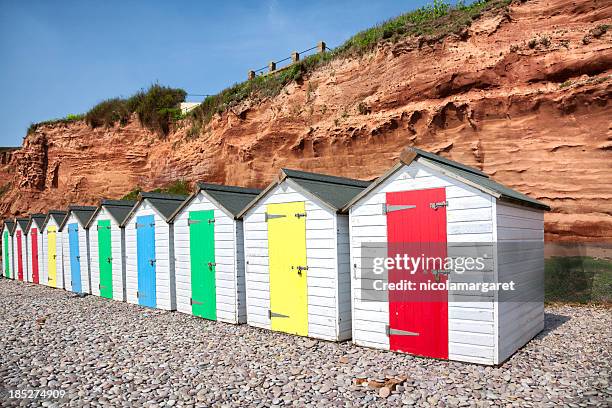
121;180;192;201
28;85;186;136
26;0;512;136
187;0;512;132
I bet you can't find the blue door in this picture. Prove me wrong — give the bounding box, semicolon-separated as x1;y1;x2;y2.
68;223;82;293
136;215;156;308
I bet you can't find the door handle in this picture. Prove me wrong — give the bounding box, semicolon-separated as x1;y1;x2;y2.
76;256;80;261
149;259;156;266
208;262;216;269
107;257;112;263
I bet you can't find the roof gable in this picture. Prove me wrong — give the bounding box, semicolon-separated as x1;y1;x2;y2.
237;168;370;217
16;218;29;232
3;220;15;235
122;192;187;226
26;214;46;232
42;211;67;231
86;200;136;228
59;206;97;231
342;147;550;211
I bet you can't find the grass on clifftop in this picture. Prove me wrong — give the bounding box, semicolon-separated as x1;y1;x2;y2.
187;0;511;133
121;180;192;201
28;85;186;136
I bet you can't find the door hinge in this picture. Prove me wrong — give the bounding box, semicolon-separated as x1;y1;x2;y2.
107;257;113;263
136;290;139;298
292;265;308;276
149;259;156;266
190;298;203;305
187;219;201;225
265;213;286;222
294;213;307;218
385;325;420;337
432;269;450;282
430;201;448;209
207;262;216;269
268;310;290;319
208;219;215;224
383;204;416;214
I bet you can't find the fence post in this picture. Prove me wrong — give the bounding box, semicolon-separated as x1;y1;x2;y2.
269;61;276;73
292;52;300;63
318;41;326;53
248;70;255;80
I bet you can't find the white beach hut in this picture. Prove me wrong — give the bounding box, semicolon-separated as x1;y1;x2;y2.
122;192;187;310
26;213;46;285
2;219;15;279
342;147;550;365
169;183;261;323
86;199;135;301
59;205;97;294
238;169;370;341
40;210;67;289
13;218;30;282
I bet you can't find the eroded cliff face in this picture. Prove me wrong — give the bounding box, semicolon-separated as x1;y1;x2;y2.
0;0;610;241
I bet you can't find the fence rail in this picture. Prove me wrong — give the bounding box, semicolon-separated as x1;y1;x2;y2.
248;41;329;80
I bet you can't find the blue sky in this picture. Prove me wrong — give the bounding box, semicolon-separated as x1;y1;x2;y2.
0;0;437;146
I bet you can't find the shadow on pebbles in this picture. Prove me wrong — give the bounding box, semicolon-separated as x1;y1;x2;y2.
0;279;610;407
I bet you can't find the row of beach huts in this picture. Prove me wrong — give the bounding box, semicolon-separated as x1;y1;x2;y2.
1;147;549;365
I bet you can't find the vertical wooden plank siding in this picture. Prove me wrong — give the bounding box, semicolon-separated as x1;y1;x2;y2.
349;162;497;364
243;183;343;341
174;193;243;324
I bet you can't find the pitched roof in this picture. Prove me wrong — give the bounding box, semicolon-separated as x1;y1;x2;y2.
237;168;371;217
85;199;136;228
170;183;261;221
16;218;29;232
66;205;97;229
42;210;67;230
122;192;188;226
342;146;550;211
26;213;46;232
3;219;15;235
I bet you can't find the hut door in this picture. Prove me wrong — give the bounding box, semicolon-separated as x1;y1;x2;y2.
386;188;448;359
136;215;156;308
68;223;82;293
31;228;39;283
3;230;10;278
98;220;113;299
16;231;23;280
47;226;57;287
267;201;308;336
189;210;217;320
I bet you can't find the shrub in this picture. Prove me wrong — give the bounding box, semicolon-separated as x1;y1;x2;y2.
85;84;186;135
121;180;192;201
27;113;86;134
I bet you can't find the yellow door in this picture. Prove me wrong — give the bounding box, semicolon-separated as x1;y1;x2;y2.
267;201;308;336
48;226;57;287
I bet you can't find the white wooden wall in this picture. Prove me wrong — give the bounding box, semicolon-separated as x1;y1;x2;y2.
89;210;126;301
243;182;346;341
26;228;43;284
349;162;498;364
13;224;28;282
124;202;175;310
61;214;91;293
2;225;13;279
496;201;545;363
336;215;352;341
42;219;65;289
40;226;48;285
173;192;246;324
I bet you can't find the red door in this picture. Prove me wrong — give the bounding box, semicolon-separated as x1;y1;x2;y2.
31;228;39;283
16;230;24;281
386;188;448;359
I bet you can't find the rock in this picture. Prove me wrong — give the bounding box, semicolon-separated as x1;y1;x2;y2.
379;387;391;398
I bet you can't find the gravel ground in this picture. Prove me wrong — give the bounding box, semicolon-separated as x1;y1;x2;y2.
0;279;610;407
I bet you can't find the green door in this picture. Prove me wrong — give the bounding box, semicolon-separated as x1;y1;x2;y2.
189;210;216;320
97;220;113;299
3;230;10;278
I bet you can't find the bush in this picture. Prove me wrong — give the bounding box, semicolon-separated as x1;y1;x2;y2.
85;84;186;135
121;180;192;201
27;113;86;134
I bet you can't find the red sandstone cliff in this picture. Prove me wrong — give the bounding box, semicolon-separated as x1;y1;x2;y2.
0;0;610;241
